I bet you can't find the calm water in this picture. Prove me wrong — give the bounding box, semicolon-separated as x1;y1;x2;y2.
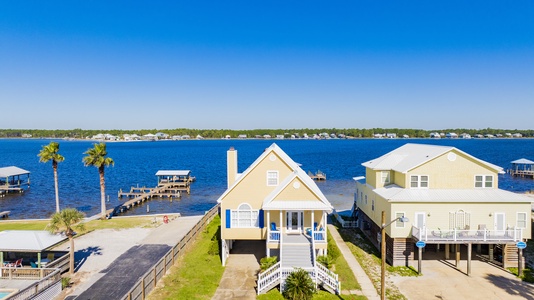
1;138;534;219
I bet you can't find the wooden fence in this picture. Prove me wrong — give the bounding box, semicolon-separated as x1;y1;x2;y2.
1;268;61;300
47;251;70;274
121;204;220;300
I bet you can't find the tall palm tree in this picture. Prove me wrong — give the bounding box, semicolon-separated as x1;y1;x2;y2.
47;208;85;275
83;143;114;220
38;142;65;213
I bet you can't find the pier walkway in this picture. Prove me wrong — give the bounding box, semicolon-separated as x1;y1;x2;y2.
107;182;190;217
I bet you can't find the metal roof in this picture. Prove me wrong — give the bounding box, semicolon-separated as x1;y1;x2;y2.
511;158;534;165
0;230;67;252
0;166;30;177
373;185;533;203
155;170;191;176
362;143;504;174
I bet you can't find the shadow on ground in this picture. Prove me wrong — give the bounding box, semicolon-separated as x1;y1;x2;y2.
74;246;102;272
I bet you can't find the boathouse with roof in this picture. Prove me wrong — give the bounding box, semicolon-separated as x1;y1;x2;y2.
0;166;30;196
217;144;340;294
354;143;532;272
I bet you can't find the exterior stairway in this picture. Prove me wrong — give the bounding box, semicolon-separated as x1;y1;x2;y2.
257;233;341;295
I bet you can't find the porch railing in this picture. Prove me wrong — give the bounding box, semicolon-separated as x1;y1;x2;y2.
257;262;281;294
268;230;281;242
412;226;524;243
313;230;326;242
1;268;61;300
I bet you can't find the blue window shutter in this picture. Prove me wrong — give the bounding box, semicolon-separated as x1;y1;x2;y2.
226;209;231;228
259;209;264;228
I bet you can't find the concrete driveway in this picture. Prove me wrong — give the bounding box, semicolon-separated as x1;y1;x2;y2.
392;253;534;300
212;240;265;300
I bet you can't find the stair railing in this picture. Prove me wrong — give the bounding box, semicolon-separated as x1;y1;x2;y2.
257;262;281;294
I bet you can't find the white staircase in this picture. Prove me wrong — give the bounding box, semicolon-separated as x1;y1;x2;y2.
257;233;341;295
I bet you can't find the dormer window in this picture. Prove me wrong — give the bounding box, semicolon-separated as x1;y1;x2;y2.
267;171;279;186
410;175;429;188
381;171;391;185
475;175;493;188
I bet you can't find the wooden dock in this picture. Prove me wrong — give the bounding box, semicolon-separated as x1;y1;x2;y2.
308;170;327;181
508;170;534;179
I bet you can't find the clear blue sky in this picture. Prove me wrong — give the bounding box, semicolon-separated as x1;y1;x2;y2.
1;1;533;130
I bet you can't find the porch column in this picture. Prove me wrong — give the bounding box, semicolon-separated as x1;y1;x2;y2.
311;210;314;231
489;244;494;262
37;252;42;268
0;251;3;265
477;244;481;254
455;244;460;268
280;211;283;233
266;211;270;257
518;247;524;277
445;244;450;260
323;211;327;234
418;246;423;274
467;243;472;276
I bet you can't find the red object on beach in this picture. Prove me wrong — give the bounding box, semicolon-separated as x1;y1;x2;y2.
163;215;169;223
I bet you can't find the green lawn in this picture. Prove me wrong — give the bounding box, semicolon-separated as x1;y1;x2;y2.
0;220;50;231
258;289;367;300
147;215;224;300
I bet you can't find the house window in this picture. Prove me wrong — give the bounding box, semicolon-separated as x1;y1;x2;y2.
372;199;375;211
231;203;259;228
381;171;390;185
517;212;527;228
395;212;405;228
267;171;279;186
475;175;493;188
410;175;429;188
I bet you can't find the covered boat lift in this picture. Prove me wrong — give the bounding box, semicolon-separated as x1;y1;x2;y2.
0;166;30;195
508;158;534;179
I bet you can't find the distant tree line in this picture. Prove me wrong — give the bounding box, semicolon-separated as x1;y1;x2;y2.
0;127;533;139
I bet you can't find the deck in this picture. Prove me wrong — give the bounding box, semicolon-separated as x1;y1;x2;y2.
308;171;326;181
508;169;534;179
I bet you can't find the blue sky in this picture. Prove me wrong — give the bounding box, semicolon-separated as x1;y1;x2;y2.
1;1;533;130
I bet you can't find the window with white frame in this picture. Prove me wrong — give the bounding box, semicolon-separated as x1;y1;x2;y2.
381;171;391;185
475;175;493;188
410;175;429;188
267;171;279;186
395;212;406;228
231;203;259;228
517;212;527;228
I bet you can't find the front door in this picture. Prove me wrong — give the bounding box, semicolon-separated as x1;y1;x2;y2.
415;212;426;229
287;211;303;233
494;212;505;234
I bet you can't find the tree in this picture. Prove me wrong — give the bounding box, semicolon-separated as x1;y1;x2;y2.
83;143;114;220
38;142;65;213
282;268;316;300
47;208;85;274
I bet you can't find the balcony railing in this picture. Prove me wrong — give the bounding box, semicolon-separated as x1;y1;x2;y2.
412;226;524;243
268;230;281;242
313;230;326;243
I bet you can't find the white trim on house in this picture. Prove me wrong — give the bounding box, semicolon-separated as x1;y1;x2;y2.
266;170;279;186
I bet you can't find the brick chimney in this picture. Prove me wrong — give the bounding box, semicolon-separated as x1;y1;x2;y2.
227;147;238;188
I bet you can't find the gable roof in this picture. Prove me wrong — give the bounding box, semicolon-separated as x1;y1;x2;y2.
362;143;504;174
262;168;333;211
0;166;30;177
217;143;331;207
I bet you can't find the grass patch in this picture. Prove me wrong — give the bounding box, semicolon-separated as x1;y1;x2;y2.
333;219;409;300
508;238;534;283
507;267;534;283
326;231;361;291
147;215;224;300
257;289;367;300
0;220;50;231
83;216;160;232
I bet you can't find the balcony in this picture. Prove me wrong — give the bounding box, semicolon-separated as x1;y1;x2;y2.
411;226;524;243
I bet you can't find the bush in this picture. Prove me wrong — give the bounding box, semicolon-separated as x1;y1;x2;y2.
327;237;341;261
260;256;278;271
208;239;219;255
316;255;333;269
282;268;316;300
61;277;71;289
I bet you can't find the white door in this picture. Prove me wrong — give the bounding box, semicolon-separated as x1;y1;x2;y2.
415;212;426;229
494;213;505;234
287;211;302;232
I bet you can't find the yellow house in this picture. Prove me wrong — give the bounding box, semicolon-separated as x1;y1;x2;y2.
355;143;532;271
217;144;340;294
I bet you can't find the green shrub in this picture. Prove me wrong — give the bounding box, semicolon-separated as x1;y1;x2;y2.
327;237;341;261
316;255;333;269
61;277;71;289
282;268;316;300
260;256;278;271
207;239;219;255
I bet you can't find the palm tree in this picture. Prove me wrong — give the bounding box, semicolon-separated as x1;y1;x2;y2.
83;143;114;220
38;142;65;213
282;268;316;300
47;208;85;274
